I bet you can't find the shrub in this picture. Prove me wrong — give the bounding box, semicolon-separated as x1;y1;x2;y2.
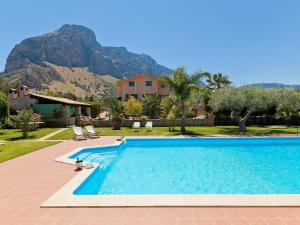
0;92;9;128
160;97;176;119
90;102;102;118
167;105;179;132
124;96;143;119
104;98;124;130
12;109;41;138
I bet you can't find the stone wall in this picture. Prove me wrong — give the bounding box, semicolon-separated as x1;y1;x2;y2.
9;92;38;112
91;116;215;128
42;117;76;127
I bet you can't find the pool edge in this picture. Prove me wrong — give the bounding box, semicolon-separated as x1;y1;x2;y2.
44;136;300;207
41;165;300;207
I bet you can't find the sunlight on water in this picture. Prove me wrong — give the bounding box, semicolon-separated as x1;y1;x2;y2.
71;138;300;195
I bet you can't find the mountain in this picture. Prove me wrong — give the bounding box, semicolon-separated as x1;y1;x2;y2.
4;24;172;78
2;63;117;99
244;83;300;89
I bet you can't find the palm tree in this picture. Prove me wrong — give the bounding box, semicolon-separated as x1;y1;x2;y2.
141;93;160;118
159;67;207;132
206;73;231;92
104;98;124;130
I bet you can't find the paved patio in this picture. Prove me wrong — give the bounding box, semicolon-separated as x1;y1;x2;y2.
1;137;300;225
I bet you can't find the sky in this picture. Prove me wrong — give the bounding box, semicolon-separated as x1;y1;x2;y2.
1;0;300;85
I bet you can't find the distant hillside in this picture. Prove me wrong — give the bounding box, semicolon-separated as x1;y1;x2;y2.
244;83;300;89
4;24;172;78
2;63;118;98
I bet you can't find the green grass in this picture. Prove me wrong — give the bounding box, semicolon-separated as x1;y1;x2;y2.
0;128;60;141
47;125;300;140
0;141;61;163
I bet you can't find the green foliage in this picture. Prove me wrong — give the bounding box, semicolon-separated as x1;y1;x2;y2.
0;92;9;127
124;96;143;118
12;109;41;138
0;141;60;163
89;102;102;118
0;77;19;94
159;67;206;132
188;89;211;115
275;89;300;125
44;90;79;101
141;93;160;118
48;126;300;140
104;98;124;129
160;96;176;119
0;128;59;141
167;105;179;131
209;87;276;131
206;73;232;92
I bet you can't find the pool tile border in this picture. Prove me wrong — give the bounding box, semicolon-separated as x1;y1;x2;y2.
42;136;300;207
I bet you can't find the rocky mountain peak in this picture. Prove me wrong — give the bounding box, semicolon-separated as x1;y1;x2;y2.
4;24;172;78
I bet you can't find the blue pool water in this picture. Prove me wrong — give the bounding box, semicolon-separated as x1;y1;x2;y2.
71;138;300;195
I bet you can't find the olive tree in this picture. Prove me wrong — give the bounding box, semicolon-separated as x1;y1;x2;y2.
275;89;300;126
209;87;275;132
13;109;40;138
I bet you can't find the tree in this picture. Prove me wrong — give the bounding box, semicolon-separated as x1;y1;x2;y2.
104;98;124;130
160;96;176;119
141;93;160;118
0;92;9;127
124;96;143;119
0;78;19;94
13;109;40;138
275;89;300;126
159;67;206;132
167;105;179;132
209;87;275;132
89;102;102;118
206;73;232;92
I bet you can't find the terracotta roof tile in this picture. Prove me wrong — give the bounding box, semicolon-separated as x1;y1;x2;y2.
30;93;91;106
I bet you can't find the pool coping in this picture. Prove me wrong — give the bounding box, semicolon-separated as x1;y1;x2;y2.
42;136;300;207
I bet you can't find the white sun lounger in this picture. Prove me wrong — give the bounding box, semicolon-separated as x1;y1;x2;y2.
132;122;141;131
72;126;87;141
85;126;100;138
145;121;153;131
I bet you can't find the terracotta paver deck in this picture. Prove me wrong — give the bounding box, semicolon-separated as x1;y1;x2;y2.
1;137;300;225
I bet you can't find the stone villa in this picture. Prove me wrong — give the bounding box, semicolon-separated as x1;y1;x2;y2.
9;86;91;126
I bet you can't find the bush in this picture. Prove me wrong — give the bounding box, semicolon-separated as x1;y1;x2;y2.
124;96;143;119
90;102;102;118
12;109;41;138
0;92;9;128
104;98;124;130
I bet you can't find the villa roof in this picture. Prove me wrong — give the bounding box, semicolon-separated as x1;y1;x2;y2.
117;74;159;84
30;93;91;106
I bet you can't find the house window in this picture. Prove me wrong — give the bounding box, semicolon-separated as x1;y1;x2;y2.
146;81;152;87
128;81;135;87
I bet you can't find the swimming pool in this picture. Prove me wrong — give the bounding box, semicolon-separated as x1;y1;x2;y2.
70;137;300;195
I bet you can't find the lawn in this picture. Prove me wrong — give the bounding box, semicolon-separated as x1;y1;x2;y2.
0;128;60;141
0;141;61;163
47;125;300;140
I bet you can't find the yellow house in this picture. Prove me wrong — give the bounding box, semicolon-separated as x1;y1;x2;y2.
117;74;170;100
